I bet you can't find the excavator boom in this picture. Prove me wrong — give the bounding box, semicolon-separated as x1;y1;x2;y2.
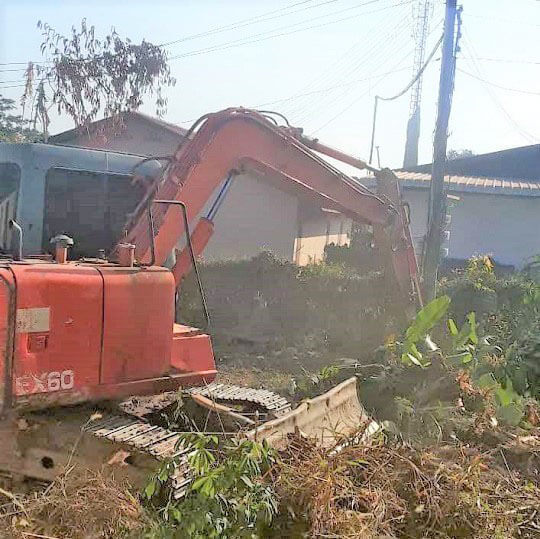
121;108;419;305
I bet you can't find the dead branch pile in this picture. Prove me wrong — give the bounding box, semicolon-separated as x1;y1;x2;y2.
0;469;145;539
274;438;540;538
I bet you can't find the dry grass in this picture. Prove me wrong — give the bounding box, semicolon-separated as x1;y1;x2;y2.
274;438;540;538
0;469;146;539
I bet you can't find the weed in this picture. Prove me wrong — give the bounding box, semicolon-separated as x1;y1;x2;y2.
144;434;278;538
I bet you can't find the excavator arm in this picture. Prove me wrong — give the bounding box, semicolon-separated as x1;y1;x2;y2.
120;108;420;308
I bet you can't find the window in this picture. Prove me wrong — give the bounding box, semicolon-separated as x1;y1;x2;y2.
0;163;21;251
43;168;145;258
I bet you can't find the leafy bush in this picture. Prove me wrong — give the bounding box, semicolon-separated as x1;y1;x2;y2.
144;434;278;539
179;251;395;354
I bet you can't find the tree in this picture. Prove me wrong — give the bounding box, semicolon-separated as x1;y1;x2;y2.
21;19;175;137
0;95;43;142
447;148;475;160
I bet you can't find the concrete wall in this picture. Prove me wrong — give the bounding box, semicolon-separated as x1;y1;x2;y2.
203;173;299;262
402;188;540;268
199;173;352;265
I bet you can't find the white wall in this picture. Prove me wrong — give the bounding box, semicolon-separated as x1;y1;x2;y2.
203;173;299;262
199;172;352;265
402;189;540;268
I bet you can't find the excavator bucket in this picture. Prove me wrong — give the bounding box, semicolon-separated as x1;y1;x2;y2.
246;377;373;449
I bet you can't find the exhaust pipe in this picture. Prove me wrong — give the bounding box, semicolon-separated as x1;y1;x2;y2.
8;220;22;261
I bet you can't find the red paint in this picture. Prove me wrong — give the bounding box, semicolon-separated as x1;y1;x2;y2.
0;261;216;412
171;323;216;379
98;265;174;383
10;264;103;395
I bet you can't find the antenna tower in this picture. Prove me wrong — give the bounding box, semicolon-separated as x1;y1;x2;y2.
403;0;433;168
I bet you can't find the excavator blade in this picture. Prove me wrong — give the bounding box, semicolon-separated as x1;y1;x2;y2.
246;377;373;449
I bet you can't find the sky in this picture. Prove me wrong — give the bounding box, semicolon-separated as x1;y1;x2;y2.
1;0;539;169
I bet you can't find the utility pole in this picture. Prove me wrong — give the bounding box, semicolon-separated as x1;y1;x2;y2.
422;0;460;301
403;0;433;168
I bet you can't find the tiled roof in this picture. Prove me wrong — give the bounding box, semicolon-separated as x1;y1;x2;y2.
360;171;540;197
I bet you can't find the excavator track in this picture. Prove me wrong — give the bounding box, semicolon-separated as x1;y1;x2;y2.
85;413;194;499
190;382;291;416
86;384;291;499
119;383;291;419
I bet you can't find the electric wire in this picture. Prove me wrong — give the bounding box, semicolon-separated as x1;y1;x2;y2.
291;5;443;126
157;0;339;47
284;9;412;119
311;43;418;134
166;0;415;61
0;0;323;65
0;0;413;83
461;30;538;143
464;57;540;65
457;67;540;95
306;15;443;133
309;17;443;135
276;1;411;108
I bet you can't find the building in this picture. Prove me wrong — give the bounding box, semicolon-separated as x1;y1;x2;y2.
48;111;188;157
44;112;352;264
362;165;540;269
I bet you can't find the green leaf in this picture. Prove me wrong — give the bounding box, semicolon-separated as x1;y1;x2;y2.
406;352;423;366
144;480;156;500
466;312;478;344
447;351;473;365
240;475;254;488
447;318;459;336
496;403;524;426
191;477;209;491
476;372;498;390
495;386;513;407
405;295;451;344
158;463;171;482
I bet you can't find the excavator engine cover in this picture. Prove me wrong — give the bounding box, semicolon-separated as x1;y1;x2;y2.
0;262;216;414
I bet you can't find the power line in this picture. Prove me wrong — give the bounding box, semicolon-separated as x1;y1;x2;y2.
463;57;540;65
170;65;413;126
369;31;443;162
457;67;540;95
259;66;413;106
0;0;412;82
158;0;338;47
465;12;540;27
287;11;412;119
307;15;443;134
167;0;414;61
280;14;410;116
461;30;538;143
310;42;419;134
0;0;325;65
0;0;376;69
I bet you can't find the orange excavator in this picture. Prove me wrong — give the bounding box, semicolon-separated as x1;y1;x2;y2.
0;108;420;493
